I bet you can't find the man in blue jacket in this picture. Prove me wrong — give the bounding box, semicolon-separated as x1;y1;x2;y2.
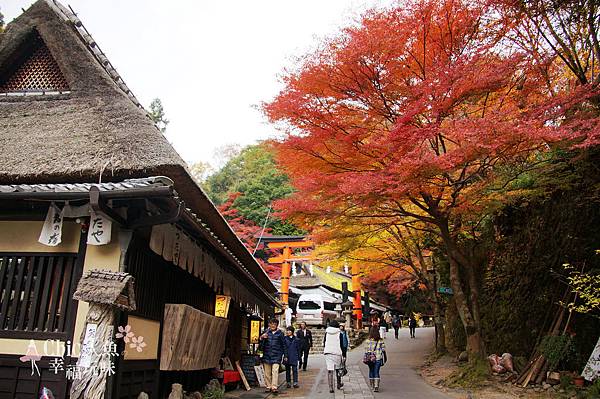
260;318;287;394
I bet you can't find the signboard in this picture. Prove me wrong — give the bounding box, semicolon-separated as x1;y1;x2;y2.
241;354;259;386
87;209;112;245
250;320;261;344
254;365;266;387
438;287;454;295
582;335;600;381
38;203;63;246
215;295;231;318
79;323;97;368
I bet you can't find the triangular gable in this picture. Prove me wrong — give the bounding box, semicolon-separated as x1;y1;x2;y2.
0;30;68;93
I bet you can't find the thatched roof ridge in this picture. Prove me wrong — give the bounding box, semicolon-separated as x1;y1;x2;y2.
73;269;136;311
0;1;276;294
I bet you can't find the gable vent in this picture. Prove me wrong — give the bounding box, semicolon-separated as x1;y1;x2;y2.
0;37;69;93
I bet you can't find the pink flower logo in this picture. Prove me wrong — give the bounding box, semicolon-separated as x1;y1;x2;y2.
116;325;134;343
20;340;42;376
130;336;147;352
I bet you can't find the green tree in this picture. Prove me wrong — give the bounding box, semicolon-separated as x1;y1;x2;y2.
204;144;302;235
148;98;169;134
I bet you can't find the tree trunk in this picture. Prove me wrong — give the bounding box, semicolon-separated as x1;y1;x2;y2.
432;297;446;354
434;219;485;360
447;256;484;360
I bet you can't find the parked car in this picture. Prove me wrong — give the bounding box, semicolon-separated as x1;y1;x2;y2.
296;294;338;326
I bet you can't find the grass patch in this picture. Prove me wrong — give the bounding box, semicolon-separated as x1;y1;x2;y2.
446;358;490;389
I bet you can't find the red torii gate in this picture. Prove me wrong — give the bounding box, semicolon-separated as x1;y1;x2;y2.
267;239;314;307
262;236;363;328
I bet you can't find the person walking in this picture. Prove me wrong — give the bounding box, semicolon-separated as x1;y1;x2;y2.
363;327;387;392
379;317;388;340
370;310;380;328
323;320;344;393
392;315;401;339
384;311;392;327
295;322;313;371
259;318;287;394
283;326;300;389
284;306;294;327
339;323;350;376
409;316;417;339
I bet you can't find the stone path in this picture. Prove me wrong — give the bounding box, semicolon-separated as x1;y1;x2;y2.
340;364;374;399
228;328;450;399
273;327;452;399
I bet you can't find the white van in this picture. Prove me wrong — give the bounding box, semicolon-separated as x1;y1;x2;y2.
296;294;337;326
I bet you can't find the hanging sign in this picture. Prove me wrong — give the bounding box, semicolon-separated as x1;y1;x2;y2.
78;323;98;368
215;295;232;318
582;335;600;381
38;203;63;247
250;320;261;344
87;209;112;245
438;287;454;295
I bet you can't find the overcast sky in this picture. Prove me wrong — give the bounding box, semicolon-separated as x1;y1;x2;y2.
3;0;389;168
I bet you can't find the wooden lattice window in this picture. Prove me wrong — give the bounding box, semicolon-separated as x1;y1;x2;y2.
0;253;79;338
0;34;69;93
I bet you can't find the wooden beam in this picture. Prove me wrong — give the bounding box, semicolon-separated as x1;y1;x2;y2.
266;241;313;249
267;255;313;264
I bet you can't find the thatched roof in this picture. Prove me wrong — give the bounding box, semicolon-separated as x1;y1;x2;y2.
0;0;185;182
73;269;136;311
0;0;276;295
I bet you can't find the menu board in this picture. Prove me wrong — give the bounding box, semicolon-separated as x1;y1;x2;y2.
240;354;260;386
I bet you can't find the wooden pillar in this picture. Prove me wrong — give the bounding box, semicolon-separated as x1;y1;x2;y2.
70;303;116;399
351;263;362;328
280;247;292;307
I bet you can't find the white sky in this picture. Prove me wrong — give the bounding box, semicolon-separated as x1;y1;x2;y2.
3;0;390;168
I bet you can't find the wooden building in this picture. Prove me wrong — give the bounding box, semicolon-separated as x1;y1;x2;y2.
0;1;277;398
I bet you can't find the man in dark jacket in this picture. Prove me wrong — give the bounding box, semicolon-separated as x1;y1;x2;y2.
295;322;313;371
260;318;287;393
409;316;417;339
392;315;401;339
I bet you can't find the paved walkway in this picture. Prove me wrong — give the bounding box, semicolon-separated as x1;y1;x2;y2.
274;327;452;399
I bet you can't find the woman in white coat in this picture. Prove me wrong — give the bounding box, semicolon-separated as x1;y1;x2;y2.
323;320;344;393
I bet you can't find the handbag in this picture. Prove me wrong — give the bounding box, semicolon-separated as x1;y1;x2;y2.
340;356;348;376
362;341;379;364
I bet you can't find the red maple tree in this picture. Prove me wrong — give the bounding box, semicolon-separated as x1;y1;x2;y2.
265;0;597;358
